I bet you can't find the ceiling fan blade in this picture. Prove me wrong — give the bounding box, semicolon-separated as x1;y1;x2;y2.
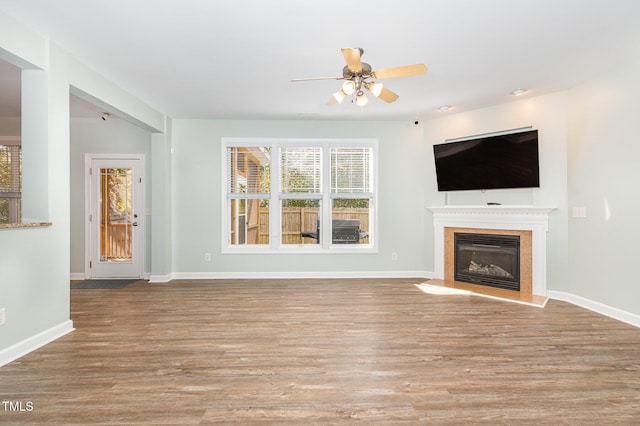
341;48;362;72
378;87;399;103
291;76;343;82
372;64;427;79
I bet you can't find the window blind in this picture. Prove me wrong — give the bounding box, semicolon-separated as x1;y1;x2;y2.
280;147;321;193
0;145;21;193
330;147;371;193
0;144;21;224
227;146;270;194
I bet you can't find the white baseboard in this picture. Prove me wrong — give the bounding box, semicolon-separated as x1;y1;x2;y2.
548;291;640;328
71;273;151;281
148;273;174;283
169;270;432;280
0;320;75;367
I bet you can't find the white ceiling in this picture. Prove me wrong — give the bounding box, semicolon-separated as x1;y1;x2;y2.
2;0;640;122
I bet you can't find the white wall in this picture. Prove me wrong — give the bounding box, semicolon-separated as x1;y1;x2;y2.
421;92;570;290
567;59;640;315
170;119;427;277
69;117;153;277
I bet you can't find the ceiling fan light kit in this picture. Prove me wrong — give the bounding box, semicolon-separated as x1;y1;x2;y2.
292;47;427;108
355;91;369;106
332;89;348;104
364;81;384;98
342;80;356;95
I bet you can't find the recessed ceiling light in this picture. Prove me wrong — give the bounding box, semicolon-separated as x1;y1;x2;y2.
437;105;452;112
511;89;528;96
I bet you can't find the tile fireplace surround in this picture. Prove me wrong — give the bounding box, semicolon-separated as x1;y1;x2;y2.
427;206;556;297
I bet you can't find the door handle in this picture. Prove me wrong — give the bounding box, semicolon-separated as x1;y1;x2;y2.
132;222;139;227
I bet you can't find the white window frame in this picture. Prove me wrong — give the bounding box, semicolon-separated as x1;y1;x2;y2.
222;138;378;254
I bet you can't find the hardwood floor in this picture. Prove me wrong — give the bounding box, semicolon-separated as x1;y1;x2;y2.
1;278;639;424
426;278;549;307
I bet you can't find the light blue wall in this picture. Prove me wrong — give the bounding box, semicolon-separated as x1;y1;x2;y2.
1;11;167;359
69;59;165;133
567;59;640;315
69;117;153;276
150;124;173;279
0;10;46;70
170;119;427;276
0;40;72;351
21;69;50;220
2;4;639;362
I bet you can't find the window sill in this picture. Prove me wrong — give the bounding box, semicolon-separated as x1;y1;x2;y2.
0;220;53;230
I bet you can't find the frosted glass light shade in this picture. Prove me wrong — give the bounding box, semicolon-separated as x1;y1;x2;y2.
342;80;356;95
332;89;347;104
368;82;383;97
355;91;368;106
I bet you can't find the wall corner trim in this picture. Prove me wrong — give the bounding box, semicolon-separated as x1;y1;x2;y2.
148;273;174;283
0;320;74;367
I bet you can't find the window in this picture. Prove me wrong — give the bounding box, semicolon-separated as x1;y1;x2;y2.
226;146;271;245
223;139;377;253
280;146;322;246
0;137;21;224
330;147;372;246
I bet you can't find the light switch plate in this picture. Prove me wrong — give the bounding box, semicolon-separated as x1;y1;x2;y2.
572;207;587;218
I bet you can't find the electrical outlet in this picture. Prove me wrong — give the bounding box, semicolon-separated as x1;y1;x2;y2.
204;253;211;262
0;308;6;326
391;252;398;261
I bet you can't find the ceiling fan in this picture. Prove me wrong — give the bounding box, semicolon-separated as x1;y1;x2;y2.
291;47;427;106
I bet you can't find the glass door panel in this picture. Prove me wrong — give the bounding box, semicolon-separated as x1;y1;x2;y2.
88;157;143;279
100;167;133;263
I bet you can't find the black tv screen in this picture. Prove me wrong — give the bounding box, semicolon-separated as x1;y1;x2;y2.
433;129;540;192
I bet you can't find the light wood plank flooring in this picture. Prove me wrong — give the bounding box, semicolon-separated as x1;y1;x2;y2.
1;278;639;424
426;278;549;307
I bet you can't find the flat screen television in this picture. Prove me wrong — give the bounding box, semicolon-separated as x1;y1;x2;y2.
433;129;540;192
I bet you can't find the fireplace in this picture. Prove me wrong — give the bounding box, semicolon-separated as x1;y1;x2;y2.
454;233;520;291
429;205;557;297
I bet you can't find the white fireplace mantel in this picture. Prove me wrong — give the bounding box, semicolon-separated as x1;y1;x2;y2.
427;205;556;296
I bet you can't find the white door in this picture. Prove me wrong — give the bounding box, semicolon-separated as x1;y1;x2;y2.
86;155;144;279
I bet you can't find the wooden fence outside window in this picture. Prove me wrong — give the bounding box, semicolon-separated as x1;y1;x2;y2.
259;207;370;244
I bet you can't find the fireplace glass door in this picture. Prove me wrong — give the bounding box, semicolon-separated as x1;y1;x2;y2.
454;233;520;291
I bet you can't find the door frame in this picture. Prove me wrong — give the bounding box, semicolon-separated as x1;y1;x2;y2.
84;153;145;279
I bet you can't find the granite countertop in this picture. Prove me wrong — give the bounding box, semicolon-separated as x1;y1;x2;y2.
0;221;53;230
